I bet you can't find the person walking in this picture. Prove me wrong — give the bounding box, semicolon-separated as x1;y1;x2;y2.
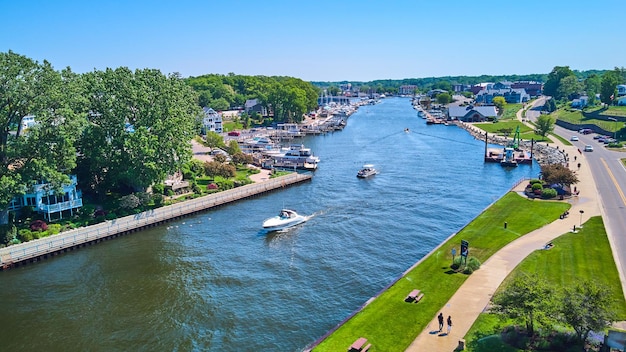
447;315;453;335
437;312;444;332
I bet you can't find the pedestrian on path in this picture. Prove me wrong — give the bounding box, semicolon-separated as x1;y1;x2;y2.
438;313;444;332
447;316;452;335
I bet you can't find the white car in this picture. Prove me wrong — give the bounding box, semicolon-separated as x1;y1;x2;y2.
584;145;594;152
570;136;579;141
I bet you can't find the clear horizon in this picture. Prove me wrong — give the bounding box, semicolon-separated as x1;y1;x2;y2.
2;0;624;82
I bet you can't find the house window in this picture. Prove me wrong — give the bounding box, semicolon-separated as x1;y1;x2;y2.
26;197;36;206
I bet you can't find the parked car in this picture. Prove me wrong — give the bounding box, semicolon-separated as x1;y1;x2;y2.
584;145;594;152
570;136;579;141
227;131;240;136
593;134;601;139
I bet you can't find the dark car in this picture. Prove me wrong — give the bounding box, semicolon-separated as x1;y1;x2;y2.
227;131;240;136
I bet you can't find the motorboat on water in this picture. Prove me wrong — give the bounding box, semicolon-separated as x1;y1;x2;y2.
357;164;378;178
262;209;308;231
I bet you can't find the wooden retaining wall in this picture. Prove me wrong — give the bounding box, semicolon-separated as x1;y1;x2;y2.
0;172;312;270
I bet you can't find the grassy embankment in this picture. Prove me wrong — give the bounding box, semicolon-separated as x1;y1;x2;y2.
554;107;625;133
313;192;570;351
464;216;626;351
474;121;551;142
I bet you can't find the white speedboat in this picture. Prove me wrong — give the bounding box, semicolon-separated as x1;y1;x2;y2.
357;164;378;178
262;209;307;231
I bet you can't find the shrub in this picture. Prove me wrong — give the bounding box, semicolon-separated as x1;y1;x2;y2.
105;212;117;220
30;220;48;232
463;266;474;274
608;142;623;148
47;224;62;235
531;183;543;191
136;192;151;206
467;256;482;271
119;194;141;209
18;229;34;242
19;206;34;219
94;209;107;217
529;179;542;185
541;188;558;199
152;183;165;195
153;194;163;206
79;205;96;218
0;224;17;245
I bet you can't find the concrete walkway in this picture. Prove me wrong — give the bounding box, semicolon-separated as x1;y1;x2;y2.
406;128;602;351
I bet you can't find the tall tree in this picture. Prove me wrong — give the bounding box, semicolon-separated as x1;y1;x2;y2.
556;75;582;101
0;51;84;223
492;96;506;114
600;70;621;105
560;280;616;343
540;163;579;185
535;115;555;138
491;274;556;336
543;66;575;99
77;67;201;196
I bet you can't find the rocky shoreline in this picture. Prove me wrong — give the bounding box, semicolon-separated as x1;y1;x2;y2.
456;121;569;166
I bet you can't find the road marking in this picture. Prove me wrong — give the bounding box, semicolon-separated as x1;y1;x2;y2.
601;158;626;207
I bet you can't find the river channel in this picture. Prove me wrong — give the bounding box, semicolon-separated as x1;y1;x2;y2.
0;97;539;351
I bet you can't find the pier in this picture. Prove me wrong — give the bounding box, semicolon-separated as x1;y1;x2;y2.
0;172;312;270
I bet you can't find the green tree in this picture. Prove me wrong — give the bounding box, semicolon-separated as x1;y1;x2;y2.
535;115;554;138
600;70;621;105
435;92;452;105
327;86;340;96
203;132;225;149
556;75;582;101
78;67;200;196
492;96;506;114
0;51;85;223
543;66;575;99
540;163;579;186
226;140;241;156
491;274;556;336
560;280;616;343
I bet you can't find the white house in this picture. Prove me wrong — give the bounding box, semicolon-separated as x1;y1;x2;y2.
202;107;223;134
571;95;588;108
21;115;37;130
7;175;83;221
617;84;626;97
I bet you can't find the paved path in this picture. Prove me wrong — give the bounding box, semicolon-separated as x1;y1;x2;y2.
405;119;603;351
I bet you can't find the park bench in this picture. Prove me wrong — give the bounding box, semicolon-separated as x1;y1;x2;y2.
404;289;425;303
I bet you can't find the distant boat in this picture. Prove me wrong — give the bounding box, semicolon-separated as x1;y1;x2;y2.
404;128;410;133
357;164;379;178
262;209;308;231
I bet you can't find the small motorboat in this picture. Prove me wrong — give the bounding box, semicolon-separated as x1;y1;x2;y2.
262;209;307;231
404;128;410;133
357;164;378;178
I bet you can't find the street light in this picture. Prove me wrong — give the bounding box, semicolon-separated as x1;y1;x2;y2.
579;209;585;228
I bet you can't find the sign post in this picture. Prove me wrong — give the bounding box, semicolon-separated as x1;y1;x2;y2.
461;240;469;266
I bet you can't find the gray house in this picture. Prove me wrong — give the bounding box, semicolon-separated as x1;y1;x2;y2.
448;105;498;122
475;88;530;104
244;99;268;116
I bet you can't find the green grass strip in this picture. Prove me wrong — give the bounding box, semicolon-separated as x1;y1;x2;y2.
313;192;570;351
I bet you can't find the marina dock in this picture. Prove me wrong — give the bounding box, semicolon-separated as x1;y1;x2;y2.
0;172;312;270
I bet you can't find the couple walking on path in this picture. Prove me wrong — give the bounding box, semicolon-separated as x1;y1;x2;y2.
437;313;452;335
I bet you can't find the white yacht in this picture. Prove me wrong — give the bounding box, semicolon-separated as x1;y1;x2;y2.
262;209;308;231
357;164;378;178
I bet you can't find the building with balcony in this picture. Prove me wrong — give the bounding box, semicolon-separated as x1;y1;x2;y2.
7;175;83;221
202;107;223;134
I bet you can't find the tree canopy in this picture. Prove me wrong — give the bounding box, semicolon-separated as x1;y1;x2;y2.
535;115;554;138
540;163;579;186
0;51;85;219
543;66;576;100
77;67;201;195
600;69;622;105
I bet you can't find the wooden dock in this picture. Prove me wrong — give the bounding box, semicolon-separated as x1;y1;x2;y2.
0;172;312;270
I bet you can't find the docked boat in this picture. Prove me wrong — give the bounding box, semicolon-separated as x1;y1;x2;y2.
262;209;308;231
357;164;378;178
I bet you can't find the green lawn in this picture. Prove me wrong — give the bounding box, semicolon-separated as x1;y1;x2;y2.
464;216;626;351
554;108;624;132
586;105;626;118
500;103;524;120
475;121;551;142
313;192;570;351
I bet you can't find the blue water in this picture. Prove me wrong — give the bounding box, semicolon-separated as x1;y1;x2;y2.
0;97;539;351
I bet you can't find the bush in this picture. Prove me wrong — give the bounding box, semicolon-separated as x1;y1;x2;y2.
30;220;48;232
119;194;141;209
608;142;623;148
531;183;543;191
18;229;34;242
0;224;17;245
152;183;165;195
153;194;163;206
529;179;543;185
105;212;117;220
47;224;62;235
467;256;482;271
541;188;558;199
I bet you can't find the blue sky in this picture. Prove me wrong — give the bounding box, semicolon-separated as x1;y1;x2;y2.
2;0;624;82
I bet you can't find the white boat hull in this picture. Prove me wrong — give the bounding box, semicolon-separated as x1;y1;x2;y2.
262;210;308;231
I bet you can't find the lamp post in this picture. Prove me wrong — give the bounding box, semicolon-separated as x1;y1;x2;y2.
579;209;584;228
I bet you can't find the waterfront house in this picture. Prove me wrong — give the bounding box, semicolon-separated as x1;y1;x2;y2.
448;105;498;122
7;175;83;221
244;99;268;117
398;85;418;95
511;81;543;97
202;107;223;134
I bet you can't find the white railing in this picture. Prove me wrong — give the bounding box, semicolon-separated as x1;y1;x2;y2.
0;173;311;267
